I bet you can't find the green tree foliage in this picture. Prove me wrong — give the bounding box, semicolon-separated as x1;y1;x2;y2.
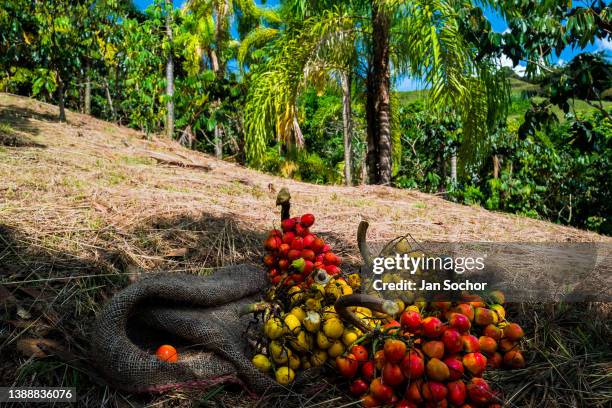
0;0;609;234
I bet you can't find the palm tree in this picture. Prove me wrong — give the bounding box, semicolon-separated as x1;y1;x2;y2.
181;0;280;157
243;0;510;184
242;7;360;186
165;0;175;139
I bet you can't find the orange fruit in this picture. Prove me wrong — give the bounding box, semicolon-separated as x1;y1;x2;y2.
156;344;178;362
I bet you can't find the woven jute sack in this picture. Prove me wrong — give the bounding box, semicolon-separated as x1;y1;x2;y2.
91;265;279;394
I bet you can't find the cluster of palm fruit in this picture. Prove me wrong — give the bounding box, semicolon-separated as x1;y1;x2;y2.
263;213;342;286
253;208;371;384
250;262;374;385
337;292;527;407
250;201;527;405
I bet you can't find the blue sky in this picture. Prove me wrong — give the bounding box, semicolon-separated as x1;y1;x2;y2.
134;0;610;91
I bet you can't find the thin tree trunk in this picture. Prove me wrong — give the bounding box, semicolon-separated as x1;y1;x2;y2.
84;61;91;115
365;78;378;183
214;125;223;158
165;0;175;139
361;156;367;185
209;50;220;72
103;78;116;120
210;0;228;158
450;146;457;184
366;2;392;185
341;71;353;186
437;150;446;193
56;71;66;122
493;154;500;179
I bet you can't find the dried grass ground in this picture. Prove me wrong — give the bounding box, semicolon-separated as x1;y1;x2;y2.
0;93;610;407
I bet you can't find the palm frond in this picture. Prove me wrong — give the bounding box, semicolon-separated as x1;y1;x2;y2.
391;0;510;168
244;9;358;164
234;0;282;24
237;26;279;66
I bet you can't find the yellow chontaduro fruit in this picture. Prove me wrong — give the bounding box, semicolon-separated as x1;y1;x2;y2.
323;317;344;339
284;314;301;334
275;366;295;385
316;331;332;349
288;353;300;370
339;284;353;297
491;304;506;319
342;327;362;346
252;354;271;373
290;330;311;352
310;283;325;299
290;306;306;322
347;273;361;289
322;305;338;320
310;349;327;366
270;340;291;364
305;297;322;311
395;299;405;315
327;340;345;358
303;311;321;333
288;285;303;303
325;281;341;299
405;304;420;313
354;307;372;317
264;317;284;339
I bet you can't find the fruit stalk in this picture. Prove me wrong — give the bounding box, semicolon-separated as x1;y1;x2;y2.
276;188;291;221
357;220;374;266
335;293;394;333
239;301;272;316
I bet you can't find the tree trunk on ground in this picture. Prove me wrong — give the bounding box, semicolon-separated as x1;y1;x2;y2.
341;71;352;186
493;154;500;179
57;71;66;122
450;146;457;184
366;2;392;185
165;0;175;139
84;62;91;115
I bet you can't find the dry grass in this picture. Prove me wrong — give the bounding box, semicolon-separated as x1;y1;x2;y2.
0;93;610;407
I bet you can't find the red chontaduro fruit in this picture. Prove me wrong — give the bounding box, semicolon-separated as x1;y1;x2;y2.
281;218;295;232
264;236;281;251
282;232;296;244
156;345;178;362
300;213;315;227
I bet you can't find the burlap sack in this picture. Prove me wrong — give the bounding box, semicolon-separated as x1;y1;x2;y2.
91;265;279;394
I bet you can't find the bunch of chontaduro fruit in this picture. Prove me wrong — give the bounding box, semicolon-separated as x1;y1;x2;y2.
253;213;376;386
250;280;367;386
263;213;342;286
339;291;526;407
254;212;527;404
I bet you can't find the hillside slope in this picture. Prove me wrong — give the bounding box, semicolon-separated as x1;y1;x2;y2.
1;92;607;253
1;93;610;407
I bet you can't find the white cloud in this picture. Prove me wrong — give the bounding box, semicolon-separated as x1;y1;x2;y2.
596;38;612;53
498;54;526;76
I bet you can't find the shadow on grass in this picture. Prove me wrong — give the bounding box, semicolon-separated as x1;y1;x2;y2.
0;103;50;148
1;209;328;406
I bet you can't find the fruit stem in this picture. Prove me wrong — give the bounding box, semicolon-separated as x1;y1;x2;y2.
357;221;374;266
276;188;291;221
239;301;272;316
335;294;388;333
